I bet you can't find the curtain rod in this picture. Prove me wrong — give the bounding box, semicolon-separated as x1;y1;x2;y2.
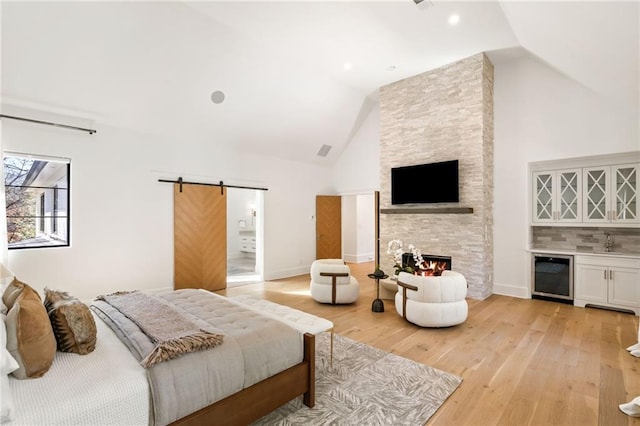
159;177;268;194
0;114;97;135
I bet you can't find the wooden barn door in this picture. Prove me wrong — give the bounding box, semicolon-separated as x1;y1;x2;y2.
174;184;227;291
316;195;341;259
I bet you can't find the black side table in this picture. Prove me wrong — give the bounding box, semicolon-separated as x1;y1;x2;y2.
368;270;389;313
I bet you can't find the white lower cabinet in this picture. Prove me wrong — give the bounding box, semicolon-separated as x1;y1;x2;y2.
240;235;256;253
574;255;640;315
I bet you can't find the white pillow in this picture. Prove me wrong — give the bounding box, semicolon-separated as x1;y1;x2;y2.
0;315;18;375
1;314;19;423
0;263;15;316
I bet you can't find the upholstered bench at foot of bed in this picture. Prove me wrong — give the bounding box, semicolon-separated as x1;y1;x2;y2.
226;293;335;364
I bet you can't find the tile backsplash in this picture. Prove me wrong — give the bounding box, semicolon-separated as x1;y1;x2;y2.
532;227;640;254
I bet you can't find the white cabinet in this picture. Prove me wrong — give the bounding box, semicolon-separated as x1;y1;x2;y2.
583;163;639;224
574;255;640;315
530;154;639;227
240;235;256;253
532;169;582;223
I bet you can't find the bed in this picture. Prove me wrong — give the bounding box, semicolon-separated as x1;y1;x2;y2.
3;287;315;426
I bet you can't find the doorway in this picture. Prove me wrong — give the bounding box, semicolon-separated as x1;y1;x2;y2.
341;193;375;264
316;193;376;263
227;188;263;285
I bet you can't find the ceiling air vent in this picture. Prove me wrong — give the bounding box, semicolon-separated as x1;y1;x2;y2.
414;0;433;7
317;144;332;157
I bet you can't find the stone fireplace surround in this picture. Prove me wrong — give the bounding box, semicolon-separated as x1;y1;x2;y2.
378;53;494;300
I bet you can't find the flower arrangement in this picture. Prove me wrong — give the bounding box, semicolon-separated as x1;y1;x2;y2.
386;239;426;275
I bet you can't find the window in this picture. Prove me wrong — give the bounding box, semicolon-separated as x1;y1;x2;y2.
3;154;70;249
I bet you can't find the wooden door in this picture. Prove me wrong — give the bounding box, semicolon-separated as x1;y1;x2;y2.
174;184;227;291
316;195;341;259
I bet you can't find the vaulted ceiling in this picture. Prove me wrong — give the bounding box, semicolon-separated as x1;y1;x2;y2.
1;1;638;165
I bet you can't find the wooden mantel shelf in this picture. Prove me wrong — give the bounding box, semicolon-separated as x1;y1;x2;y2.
381;207;474;214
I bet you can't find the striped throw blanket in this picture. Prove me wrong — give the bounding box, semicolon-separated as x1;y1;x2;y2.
95;291;224;367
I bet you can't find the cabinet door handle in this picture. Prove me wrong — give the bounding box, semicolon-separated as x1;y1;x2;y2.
610;270;613;280
604;269;608;280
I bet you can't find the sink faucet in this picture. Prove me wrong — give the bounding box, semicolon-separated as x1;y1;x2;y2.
604;233;615;252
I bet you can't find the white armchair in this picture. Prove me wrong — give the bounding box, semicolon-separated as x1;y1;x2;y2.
310;259;359;305
395;270;468;327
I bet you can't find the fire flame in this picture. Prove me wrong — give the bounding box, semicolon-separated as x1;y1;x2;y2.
416;261;448;276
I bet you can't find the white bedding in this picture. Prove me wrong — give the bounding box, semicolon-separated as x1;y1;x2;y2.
8;312;150;426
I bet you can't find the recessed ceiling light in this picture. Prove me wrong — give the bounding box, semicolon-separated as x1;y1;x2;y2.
211;90;225;104
448;14;460;26
343;62;352;71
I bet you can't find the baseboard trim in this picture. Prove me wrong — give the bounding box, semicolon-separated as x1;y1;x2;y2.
264;266;310;281
493;282;530;299
343;253;375;263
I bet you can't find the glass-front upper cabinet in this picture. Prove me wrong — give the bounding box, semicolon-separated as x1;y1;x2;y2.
583;164;639;224
613;164;638;222
583;166;609;223
532;169;581;223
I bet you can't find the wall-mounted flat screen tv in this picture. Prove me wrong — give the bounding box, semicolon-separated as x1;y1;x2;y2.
391;160;459;204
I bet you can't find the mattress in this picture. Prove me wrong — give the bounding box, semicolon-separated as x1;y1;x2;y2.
160;289;304;387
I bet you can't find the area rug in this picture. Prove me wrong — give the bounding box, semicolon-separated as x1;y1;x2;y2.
253;332;462;425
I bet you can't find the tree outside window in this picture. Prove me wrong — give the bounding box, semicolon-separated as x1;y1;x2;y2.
3;154;70;249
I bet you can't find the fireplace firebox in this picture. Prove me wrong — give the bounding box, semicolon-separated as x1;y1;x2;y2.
402;253;452;276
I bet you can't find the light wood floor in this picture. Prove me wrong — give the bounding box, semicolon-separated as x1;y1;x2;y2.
218;261;640;426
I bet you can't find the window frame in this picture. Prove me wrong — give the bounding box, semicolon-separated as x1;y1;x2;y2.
39;193;45;233
4;153;71;250
52;186;59;234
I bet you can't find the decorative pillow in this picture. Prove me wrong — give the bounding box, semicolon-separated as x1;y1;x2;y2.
4;280;57;379
44;288;97;355
2;278;26;312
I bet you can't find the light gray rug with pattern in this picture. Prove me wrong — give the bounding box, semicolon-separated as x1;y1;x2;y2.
253;332;462;425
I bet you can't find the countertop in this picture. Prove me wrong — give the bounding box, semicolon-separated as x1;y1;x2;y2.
529;248;640;260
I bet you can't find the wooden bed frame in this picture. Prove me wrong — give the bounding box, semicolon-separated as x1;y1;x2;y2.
171;333;315;426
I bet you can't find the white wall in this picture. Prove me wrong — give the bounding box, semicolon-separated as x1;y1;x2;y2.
331;100;380;194
493;54;640;297
3;120;332;301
